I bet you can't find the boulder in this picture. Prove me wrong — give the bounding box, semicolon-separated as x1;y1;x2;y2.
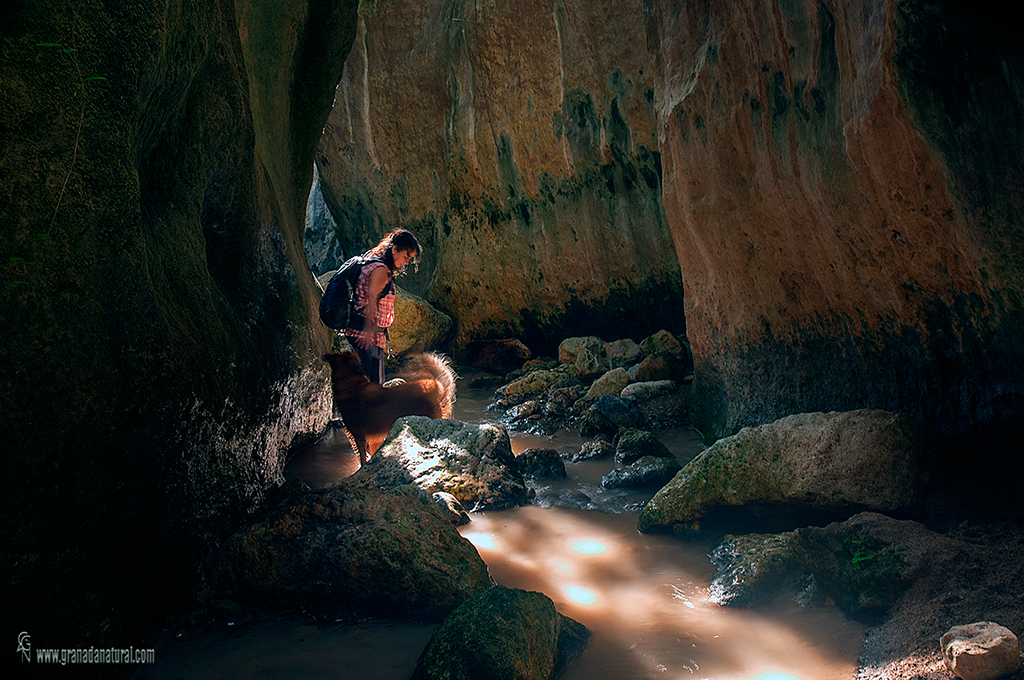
467;339;532;374
411;586;590;680
614;428;674;466
575;340;611;380
640;330;688;362
584;367;631;400
504;400;541;423
634;351;688;383
620;380;678;401
577;396;645;436
605;338;644;368
205;484;492;620
346;417;529;511
638;410;922;537
791;512;955;621
602;455;682;489
941;622;1021;680
558;336;603;365
433;491;471;527
517;448;567;480
505;365;578;397
390;288;454;356
708;532;800;608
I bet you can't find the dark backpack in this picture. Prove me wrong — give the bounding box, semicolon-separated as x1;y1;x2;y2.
318;255;389;330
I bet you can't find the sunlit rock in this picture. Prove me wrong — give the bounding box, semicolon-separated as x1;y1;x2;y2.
346;416;529;511
205;484;492;621
708;532;799;608
516;448;567;480
637;410;922;537
432;491;471;527
602;455;681;489
389;288;453;356
505;365;578;397
614;428;674;466
941;622;1021;680
411;586;590;680
584;367;631;400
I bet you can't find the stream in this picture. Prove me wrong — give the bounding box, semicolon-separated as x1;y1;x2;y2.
140;381;864;680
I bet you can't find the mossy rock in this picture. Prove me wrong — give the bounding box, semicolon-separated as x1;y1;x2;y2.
411;586;590;680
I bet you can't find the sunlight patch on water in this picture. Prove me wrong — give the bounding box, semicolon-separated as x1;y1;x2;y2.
462;532;496;550
565;585;599;606
571;539;607;555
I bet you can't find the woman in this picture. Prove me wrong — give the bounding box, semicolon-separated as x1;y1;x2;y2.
345;229;421;384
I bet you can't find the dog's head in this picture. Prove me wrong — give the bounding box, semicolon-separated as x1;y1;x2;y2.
323;351;368;386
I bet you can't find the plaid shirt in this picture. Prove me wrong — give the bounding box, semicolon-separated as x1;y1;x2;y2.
345;261;394;349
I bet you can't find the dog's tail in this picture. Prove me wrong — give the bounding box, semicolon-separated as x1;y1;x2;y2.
398;352;457;418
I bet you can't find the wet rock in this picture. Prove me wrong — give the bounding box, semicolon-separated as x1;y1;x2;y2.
205;484;492;621
570;439;615;463
504;400;540;423
558;336;603;365
390;288;454;356
543;385;584;419
347;416;529;511
577;396;645;436
708;532;800;608
433;491;471;526
517;448;567;480
411;586;590;680
602;455;682;489
584;367;631;399
605;338;644;368
791;512;957;622
614;428;674;466
941;622;1020;680
638;410;922;537
467;339;532;375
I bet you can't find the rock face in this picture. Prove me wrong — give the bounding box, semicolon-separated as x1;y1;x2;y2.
316;0;686;354
1;0;359;644
411;586;591;680
638;410;922;537
941;622;1021;680
647;0;1024;439
205;483;492;620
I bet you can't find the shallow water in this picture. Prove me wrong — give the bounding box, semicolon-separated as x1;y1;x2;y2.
143;380;864;679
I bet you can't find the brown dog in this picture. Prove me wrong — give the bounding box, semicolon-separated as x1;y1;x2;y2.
323;351;456;464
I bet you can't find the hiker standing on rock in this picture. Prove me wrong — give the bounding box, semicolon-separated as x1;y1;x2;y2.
345;229;421;384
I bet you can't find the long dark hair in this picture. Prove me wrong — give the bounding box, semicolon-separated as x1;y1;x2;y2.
366;229;421;272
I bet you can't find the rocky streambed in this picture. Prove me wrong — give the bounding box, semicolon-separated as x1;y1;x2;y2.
141;329;1023;680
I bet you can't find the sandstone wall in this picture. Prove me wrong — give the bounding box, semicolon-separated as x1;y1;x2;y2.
0;0;357;644
647;0;1024;438
316;0;686;353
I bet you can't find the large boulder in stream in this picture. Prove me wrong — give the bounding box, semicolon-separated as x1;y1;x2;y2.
638;410;922;537
411;586;591;680
205;484;492;621
346;416;530;511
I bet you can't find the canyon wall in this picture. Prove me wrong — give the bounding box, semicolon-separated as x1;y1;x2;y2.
647;0;1023;439
316;0;687;353
0;0;357;644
